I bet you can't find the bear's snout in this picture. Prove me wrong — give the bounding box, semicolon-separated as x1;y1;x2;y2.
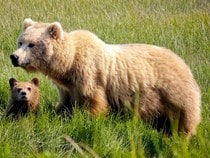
10;54;19;67
21;91;26;96
20;91;27;100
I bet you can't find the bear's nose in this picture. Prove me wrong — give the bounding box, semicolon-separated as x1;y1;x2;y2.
21;91;26;96
10;54;19;67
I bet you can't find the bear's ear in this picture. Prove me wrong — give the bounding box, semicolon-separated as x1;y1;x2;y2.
23;18;34;30
9;78;17;88
31;78;39;87
47;22;64;40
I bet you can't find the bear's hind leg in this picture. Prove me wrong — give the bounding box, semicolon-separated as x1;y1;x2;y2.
138;88;173;134
138;87;164;120
179;104;201;138
159;80;201;137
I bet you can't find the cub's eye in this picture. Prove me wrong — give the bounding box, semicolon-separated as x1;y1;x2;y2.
27;87;31;91
28;43;35;48
19;42;22;47
17;88;22;92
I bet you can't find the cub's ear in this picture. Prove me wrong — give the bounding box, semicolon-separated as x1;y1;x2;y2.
47;22;64;40
23;18;34;30
31;78;39;87
9;78;17;88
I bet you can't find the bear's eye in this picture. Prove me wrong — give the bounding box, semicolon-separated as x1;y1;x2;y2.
27;87;31;91
19;42;22;47
17;88;22;92
28;43;35;48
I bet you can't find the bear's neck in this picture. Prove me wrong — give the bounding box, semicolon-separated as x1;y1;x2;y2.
43;38;76;85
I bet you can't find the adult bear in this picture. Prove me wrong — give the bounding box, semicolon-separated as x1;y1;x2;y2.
10;18;201;138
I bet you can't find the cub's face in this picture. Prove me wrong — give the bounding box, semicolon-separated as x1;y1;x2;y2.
9;78;39;102
10;18;64;72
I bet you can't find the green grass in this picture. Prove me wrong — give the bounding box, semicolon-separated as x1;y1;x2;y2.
0;0;209;157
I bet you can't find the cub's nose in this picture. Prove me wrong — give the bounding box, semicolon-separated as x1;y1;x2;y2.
21;91;26;96
10;54;19;67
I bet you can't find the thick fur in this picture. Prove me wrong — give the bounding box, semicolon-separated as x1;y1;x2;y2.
5;78;40;118
10;19;201;137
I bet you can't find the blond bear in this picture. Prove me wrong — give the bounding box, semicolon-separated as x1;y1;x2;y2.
5;78;39;119
10;18;201;137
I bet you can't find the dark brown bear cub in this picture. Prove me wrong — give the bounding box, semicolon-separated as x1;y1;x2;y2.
5;78;40;119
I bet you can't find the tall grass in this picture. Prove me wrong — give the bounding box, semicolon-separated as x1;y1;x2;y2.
0;0;209;157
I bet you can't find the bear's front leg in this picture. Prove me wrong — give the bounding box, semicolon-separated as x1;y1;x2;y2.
88;88;109;116
56;87;73;114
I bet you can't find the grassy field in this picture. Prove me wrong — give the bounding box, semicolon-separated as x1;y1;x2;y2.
0;0;209;157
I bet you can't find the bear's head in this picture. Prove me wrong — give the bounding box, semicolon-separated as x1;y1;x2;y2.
10;18;64;72
9;77;39;102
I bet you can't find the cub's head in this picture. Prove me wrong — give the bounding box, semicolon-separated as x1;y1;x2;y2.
9;78;39;102
10;18;64;72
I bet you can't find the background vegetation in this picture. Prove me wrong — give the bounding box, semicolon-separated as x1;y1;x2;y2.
0;0;209;157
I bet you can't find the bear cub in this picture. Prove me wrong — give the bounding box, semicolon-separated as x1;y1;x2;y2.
4;78;40;119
